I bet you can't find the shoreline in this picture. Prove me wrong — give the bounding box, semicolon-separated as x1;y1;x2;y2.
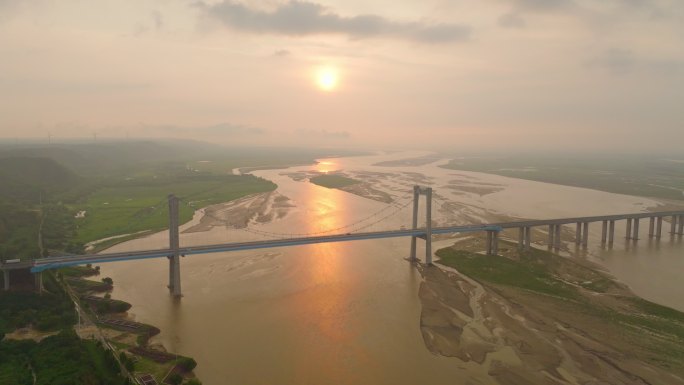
61;266;199;384
418;237;684;385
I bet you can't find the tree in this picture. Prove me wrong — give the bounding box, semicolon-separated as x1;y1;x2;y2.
177;357;197;372
101;277;113;285
167;373;183;385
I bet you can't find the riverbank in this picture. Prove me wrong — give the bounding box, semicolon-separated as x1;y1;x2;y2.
61;266;202;385
419;237;684;385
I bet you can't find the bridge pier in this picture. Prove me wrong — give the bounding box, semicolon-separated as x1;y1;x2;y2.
486;230;499;256
2;269;9;291
601;221;608;244
608;220;615;246
547;225;554;248
656;217;663;239
678;215;684;235
517;226;531;251
168;194;182;297
632;218;640;240
626;218;633;240
553;224;562;251
582;222;589;248
575;223;582;244
648;217;655;238
671;215;678;236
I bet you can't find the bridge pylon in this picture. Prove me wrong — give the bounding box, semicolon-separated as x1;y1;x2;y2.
168;194;182;297
409;185;434;265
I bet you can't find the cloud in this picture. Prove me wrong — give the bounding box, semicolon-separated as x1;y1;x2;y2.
273;49;291;57
498;12;526;28
507;0;574;12
586;48;636;73
195;1;470;43
586;48;684;75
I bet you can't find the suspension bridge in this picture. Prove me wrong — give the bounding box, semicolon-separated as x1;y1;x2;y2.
2;185;684;296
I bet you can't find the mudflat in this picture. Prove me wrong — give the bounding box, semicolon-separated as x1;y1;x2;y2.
419;238;684;385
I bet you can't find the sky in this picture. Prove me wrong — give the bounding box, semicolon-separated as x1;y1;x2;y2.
0;0;683;152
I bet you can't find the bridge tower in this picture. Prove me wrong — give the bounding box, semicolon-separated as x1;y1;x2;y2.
409;185;434;265
168;194;182;297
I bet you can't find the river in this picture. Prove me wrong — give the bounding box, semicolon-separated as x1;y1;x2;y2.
98;151;684;384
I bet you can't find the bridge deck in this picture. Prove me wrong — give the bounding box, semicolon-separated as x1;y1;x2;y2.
27;210;684;272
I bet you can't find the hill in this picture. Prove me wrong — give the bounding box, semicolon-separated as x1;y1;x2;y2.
0;157;80;203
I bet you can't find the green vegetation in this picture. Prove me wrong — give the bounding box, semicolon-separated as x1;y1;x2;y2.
177;357;197;372
442;155;684;201
436;247;579;300
0;141;363;258
0;157;80;203
0;274;75;335
0;273;134;385
310;174;361;189
0;202;41;260
72;174;275;245
0;330;131;385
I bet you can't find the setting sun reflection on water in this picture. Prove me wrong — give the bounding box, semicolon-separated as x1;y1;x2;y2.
316;160;339;174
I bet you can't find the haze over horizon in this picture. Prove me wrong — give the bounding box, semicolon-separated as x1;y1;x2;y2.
1;0;683;152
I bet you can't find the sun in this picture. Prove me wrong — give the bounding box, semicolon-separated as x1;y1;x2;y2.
315;66;339;91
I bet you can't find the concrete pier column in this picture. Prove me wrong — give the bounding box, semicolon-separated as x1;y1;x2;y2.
2;269;9;291
553;225;562;250
601;221;608;245
168;194;182;297
632;218;640;240
486;231;493;255
425;188;433;265
524;227;531;251
608;220;615;246
678;215;684;235
518;227;525;249
492;231;499;256
656;217;663;239
671;215;678;235
582;222;589;248
409;185;420;261
626;218;632;240
547;225;554;248
648;217;655;238
575;223;582;245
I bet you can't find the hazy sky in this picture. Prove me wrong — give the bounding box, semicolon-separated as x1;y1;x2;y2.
0;0;682;151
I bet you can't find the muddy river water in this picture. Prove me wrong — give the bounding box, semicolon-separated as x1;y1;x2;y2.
98;151;684;384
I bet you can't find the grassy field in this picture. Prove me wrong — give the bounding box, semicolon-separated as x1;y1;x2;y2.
442;155;684;201
71;174;275;245
310;174;361;189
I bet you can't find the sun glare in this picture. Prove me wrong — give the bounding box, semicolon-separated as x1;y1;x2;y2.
316;67;339;91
